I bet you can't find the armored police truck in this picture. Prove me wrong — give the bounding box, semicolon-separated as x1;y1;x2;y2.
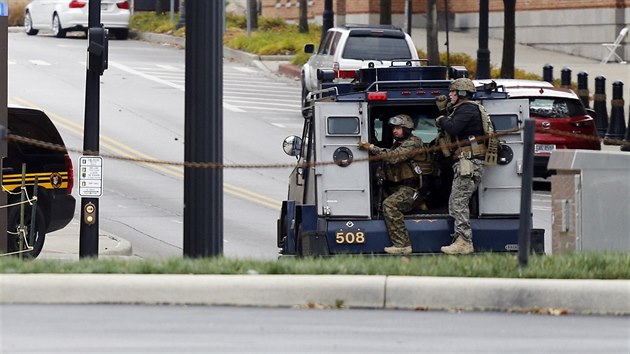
278;61;541;256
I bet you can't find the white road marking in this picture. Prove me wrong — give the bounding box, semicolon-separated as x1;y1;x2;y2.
234;67;258;73
108;60;245;112
156;64;180;71
29;60;51;66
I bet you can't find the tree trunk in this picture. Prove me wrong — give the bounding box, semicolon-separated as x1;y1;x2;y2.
299;0;309;33
154;0;166;15
426;0;440;65
380;0;392;25
501;0;516;78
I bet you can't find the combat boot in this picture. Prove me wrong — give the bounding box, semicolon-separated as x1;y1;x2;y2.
384;245;412;255
440;237;474;255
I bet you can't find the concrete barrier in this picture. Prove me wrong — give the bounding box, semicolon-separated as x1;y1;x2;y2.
2;274;629;315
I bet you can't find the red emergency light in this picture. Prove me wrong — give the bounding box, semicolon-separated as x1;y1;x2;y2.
367;92;388;101
336;70;357;79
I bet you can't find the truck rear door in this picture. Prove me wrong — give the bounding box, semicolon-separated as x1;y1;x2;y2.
477;98;530;215
314;101;371;217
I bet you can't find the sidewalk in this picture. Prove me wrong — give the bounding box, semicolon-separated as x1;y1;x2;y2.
408;28;630;105
39;220;133;260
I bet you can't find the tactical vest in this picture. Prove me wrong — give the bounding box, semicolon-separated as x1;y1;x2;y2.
384;136;433;183
444;101;498;165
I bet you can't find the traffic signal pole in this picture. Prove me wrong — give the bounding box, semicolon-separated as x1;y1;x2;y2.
183;1;224;257
0;1;7;254
80;0;107;258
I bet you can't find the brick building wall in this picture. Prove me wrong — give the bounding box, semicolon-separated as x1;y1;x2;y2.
259;0;629;61
261;0;630;18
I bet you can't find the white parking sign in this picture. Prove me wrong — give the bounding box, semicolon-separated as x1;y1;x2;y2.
78;156;103;197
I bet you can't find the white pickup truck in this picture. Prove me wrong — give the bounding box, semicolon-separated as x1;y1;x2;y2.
300;24;419;116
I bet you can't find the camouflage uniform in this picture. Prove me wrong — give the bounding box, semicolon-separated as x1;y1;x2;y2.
436;78;486;253
449;158;484;242
369;135;424;248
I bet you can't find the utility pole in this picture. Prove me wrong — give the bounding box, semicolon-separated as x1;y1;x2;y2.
183;1;223;257
380;0;392;25
0;0;7;254
321;0;333;41
476;0;491;79
405;0;412;35
80;0;108;258
176;0;185;30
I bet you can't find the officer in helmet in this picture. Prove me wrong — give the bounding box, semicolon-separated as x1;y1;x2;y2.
358;114;430;255
435;78;486;255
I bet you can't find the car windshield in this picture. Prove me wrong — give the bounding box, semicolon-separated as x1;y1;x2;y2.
342;36;412;60
528;97;585;118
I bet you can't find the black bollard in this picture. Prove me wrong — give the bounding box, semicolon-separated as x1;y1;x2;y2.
604;81;627;144
622;109;630;151
593;76;609;136
543;64;553;84
560;67;572;88
577;71;590;108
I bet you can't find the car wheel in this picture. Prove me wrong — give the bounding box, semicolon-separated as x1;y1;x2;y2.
111;28;129;40
24;12;39;36
7;205;47;259
52;14;66;38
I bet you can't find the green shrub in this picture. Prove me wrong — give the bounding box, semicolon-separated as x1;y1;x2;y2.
226;25;319;56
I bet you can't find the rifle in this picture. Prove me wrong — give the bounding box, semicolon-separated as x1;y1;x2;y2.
375;162;385;219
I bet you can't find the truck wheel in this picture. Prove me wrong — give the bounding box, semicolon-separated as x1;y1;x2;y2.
7;206;47;258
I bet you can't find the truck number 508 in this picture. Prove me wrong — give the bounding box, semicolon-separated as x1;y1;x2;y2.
335;231;365;244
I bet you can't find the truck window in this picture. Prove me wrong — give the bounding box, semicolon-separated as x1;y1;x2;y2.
318;31;335;55
413;115;439;143
342;36;412;60
327;116;360;135
329;32;342;56
490;114;519;131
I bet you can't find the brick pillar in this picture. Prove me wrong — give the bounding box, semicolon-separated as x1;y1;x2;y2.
551;172;580;253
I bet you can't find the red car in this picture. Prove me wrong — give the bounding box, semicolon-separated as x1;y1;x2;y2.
477;80;601;178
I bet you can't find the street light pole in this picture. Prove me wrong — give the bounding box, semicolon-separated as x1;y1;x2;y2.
476;0;490;79
321;0;333;41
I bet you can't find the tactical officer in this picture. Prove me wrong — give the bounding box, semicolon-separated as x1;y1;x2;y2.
435;78;488;255
358;114;431;255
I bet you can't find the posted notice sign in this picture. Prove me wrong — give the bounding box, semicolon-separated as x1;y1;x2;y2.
78;156;103;197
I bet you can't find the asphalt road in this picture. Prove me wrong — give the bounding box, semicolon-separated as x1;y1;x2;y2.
2;304;629;353
8;31;301;259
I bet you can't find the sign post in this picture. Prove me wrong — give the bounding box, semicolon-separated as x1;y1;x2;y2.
80;0;107;258
0;0;8;254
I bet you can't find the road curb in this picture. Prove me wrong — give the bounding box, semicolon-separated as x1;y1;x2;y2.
100;234;133;257
2;274;628;315
278;63;301;78
130;31;184;47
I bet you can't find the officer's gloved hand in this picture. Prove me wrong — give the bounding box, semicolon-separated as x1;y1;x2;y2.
357;141;373;151
435;115;444;127
435;95;448;113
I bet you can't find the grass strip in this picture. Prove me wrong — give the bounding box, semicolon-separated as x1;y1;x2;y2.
1;253;629;279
